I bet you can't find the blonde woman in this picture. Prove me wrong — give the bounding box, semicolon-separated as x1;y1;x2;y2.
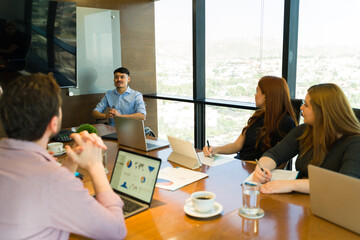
253;83;360;194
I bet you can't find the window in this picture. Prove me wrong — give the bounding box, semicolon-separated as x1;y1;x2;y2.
206;106;254;146
157;100;194;143
297;0;360;108
206;0;284;102
155;0;193;97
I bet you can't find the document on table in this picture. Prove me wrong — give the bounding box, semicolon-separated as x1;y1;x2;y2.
156;167;209;191
244;169;299;183
197;152;236;167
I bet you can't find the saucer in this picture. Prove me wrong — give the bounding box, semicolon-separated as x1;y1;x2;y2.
238;208;265;219
52;149;66;157
184;201;223;218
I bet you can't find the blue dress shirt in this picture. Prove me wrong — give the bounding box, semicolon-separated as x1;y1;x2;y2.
93;86;146;126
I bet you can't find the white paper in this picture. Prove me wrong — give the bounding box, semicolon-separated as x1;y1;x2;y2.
244;169;299;183
156;167;208;191
197;152;236;167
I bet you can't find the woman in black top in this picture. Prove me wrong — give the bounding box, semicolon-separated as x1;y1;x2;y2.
203;76;297;160
254;83;360;194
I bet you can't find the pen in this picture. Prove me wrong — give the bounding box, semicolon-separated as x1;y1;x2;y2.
206;140;213;158
255;159;265;173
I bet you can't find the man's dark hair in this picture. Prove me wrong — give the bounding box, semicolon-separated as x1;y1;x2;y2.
113;67;130;76
0;73;62;141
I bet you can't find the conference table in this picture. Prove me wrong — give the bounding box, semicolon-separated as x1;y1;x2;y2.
65;124;359;240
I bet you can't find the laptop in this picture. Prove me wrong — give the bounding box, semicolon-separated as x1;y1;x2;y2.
110;148;162;218
308;165;360;234
102;116;169;151
167;135;202;169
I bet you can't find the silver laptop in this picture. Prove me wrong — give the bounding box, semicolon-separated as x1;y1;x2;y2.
308;165;360;234
110;148;162;218
167;135;202;169
102;116;169;151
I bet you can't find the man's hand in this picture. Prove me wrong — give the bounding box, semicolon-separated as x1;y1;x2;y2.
65;131;107;171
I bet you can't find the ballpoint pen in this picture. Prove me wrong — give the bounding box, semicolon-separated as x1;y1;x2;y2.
255;158;265;173
206;140;213;158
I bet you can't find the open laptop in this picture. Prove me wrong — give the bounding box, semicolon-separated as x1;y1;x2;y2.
110;148;162;218
102;116;169;151
308;165;360;234
167;135;202;169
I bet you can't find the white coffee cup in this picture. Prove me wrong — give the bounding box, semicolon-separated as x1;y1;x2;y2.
48;142;64;154
186;191;216;213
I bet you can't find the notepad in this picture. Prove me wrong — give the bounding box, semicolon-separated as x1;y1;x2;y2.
245;169;299;183
197;152;236;167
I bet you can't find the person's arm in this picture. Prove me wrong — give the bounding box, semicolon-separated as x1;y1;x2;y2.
92;110;109;120
49;131;126;239
203;133;245;157
110;110;145;120
92;95;109;120
338;136;360;178
260;179;310;194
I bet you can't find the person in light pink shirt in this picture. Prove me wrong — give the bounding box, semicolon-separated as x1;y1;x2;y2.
0;73;127;239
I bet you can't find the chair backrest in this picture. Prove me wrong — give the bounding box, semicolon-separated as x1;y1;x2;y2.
291;99;302;123
354;108;360;122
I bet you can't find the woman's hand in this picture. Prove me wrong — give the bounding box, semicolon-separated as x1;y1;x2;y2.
260;180;295;194
203;145;214;157
253;165;272;183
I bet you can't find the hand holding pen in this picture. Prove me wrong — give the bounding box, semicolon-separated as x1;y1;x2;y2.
253;158;272;183
202;140;213;158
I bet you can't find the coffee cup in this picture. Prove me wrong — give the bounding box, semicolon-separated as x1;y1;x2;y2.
47;142;64;154
186;191;216;213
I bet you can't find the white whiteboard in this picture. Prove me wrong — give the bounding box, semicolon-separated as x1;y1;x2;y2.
70;7;121;95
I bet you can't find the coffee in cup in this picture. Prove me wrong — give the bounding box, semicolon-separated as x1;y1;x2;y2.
47;142;64;154
186;191;216;213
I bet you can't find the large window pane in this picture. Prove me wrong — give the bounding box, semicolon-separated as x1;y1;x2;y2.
206;106;254;146
297;0;360;108
206;0;284;102
157;100;194;143
155;0;193;97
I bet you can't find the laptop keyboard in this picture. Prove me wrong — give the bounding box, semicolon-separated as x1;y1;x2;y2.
121;197;144;215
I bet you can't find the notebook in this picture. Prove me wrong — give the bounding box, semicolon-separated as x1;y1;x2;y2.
102;116;169;151
110;148;162;218
308;165;360;234
167;135;202;169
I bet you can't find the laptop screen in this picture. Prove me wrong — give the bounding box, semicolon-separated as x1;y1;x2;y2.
110;149;161;203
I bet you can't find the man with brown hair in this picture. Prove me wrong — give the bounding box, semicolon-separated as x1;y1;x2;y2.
0;73;127;239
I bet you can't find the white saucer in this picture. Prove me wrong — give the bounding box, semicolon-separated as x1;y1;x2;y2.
184;201;223;218
52;149;66;157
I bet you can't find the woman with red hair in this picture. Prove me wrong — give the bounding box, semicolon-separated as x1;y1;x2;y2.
203;76;298;161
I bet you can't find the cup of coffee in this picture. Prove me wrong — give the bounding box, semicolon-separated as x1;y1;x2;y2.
47;142;64;154
186;191;215;213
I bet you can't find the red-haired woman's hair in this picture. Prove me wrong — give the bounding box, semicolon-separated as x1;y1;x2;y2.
242;76;298;150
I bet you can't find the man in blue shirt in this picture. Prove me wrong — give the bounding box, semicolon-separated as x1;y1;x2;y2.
92;67;146;126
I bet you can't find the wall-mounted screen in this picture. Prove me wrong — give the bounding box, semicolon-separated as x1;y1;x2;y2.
0;0;76;88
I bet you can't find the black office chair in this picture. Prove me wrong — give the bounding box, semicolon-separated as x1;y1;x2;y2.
284;99;303;170
353;108;360;122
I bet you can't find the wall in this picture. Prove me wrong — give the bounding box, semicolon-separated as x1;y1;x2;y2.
59;0;157;132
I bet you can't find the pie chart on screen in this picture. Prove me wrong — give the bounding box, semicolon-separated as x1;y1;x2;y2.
127;160;132;168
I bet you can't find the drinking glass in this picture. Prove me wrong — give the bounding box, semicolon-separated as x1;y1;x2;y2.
238;181;264;219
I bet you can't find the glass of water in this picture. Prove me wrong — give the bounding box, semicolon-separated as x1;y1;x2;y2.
238;181;264;219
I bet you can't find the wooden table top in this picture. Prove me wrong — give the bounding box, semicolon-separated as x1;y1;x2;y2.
67;124;359;240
